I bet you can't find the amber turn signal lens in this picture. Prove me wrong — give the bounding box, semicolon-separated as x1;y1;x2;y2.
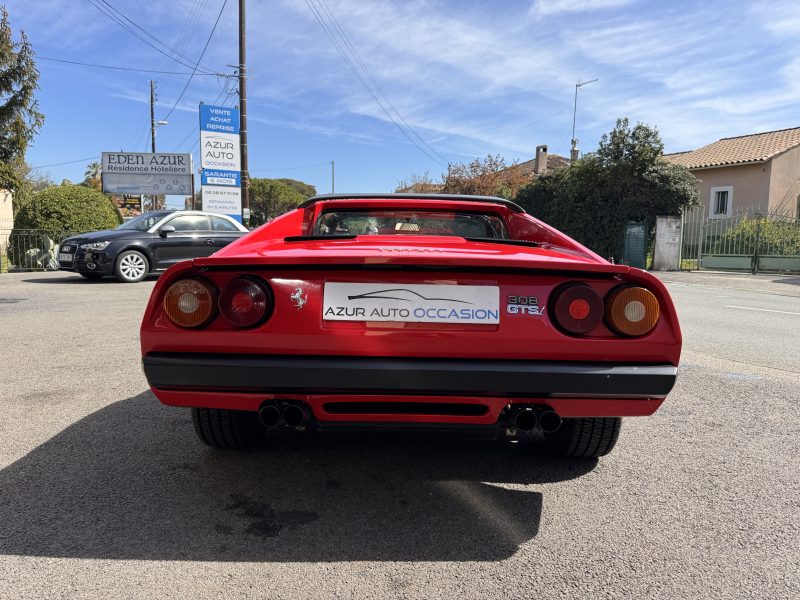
605;286;660;336
163;278;216;328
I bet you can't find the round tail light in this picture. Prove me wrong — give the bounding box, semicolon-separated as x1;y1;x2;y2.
605;286;660;336
218;277;272;327
551;284;604;335
163;278;217;328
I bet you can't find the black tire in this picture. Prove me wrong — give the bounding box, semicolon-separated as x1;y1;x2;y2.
545;417;622;458
191;408;262;450
114;250;149;283
80;272;104;280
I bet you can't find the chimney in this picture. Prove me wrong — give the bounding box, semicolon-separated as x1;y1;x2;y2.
534;144;548;175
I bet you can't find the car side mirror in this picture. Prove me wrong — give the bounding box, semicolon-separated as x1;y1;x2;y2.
159;225;176;237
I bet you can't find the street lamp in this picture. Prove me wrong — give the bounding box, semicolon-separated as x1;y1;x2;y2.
570;78;598;162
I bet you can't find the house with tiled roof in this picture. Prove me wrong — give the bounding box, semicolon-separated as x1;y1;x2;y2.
664;126;800;218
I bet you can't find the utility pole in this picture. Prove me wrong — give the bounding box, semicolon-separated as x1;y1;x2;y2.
570;78;598;163
149;80;156;212
331;160;335;194
238;0;250;227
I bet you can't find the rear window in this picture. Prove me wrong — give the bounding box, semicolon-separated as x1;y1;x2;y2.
312;210;508;239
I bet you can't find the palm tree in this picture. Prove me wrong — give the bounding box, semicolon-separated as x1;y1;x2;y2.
84;162;101;182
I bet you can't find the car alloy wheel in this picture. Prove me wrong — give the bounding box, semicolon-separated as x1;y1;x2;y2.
115;250;149;283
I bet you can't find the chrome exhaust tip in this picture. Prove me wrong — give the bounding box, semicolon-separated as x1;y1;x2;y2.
515;409;538;431
283;404;309;428
539;410;562;433
258;404;282;428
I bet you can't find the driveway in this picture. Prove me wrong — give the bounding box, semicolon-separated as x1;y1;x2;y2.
0;270;797;599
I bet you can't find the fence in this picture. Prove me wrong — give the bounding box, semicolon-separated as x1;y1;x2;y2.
0;221;77;272
681;206;800;273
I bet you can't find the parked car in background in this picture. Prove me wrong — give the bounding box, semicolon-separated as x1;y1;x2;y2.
58;210;248;282
141;193;682;459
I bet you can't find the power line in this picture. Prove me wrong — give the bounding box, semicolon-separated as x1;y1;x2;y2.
129;0;209;151
250;161;332;173
315;0;447;165
37;56;232;76
161;0;229;122
303;0;447;167
84;0;217;74
31;156;98;170
173;74;235;152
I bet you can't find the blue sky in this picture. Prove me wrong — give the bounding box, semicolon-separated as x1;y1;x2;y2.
8;0;800;208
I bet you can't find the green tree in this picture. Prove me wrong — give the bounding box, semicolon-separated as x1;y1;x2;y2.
274;178;316;199
83;161;102;190
249;178;310;226
441;154;530;200
515;118;698;260
0;6;44;165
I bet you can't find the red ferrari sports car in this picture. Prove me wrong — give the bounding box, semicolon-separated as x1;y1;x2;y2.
141;193;681;458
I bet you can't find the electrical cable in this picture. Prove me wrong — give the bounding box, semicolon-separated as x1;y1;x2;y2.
161;0;229;122
30;156;99;170
37;56;231;76
85;0;217;74
303;0;447;167
315;0;447;165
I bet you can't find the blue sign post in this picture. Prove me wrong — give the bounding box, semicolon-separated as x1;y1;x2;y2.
199;104;242;222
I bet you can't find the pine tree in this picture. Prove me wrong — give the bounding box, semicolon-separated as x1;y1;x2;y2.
0;5;44;165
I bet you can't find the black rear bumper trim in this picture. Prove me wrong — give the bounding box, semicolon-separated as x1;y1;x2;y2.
142;353;677;398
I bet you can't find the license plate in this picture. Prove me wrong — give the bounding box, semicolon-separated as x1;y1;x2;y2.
323;282;500;324
58;253;73;262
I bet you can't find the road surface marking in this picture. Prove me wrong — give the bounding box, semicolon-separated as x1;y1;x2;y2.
725;305;800;315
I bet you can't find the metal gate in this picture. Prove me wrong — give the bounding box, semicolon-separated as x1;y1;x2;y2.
681;206;800;273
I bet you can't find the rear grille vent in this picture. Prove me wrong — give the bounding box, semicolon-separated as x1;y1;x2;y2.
323;402;488;416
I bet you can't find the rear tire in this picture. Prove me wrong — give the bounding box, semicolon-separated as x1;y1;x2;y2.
191;408;262;450
545;417;622;458
80;272;104;280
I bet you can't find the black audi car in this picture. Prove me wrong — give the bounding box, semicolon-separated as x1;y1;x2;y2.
57;210;249;282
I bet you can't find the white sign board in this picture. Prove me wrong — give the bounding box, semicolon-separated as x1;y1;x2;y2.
200;131;241;171
102;152;192;175
202;186;242;223
102;173;193;195
101;152;193;196
322;283;500;324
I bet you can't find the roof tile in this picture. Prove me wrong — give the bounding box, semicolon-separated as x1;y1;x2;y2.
663;127;800;169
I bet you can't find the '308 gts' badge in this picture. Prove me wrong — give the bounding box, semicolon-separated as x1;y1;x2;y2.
507;295;544;316
290;287;307;310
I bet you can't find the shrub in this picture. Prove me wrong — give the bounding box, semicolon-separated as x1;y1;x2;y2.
8;184;121;268
13;184;121;236
712;217;800;255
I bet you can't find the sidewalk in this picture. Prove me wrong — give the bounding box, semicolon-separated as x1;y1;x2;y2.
653;270;800;297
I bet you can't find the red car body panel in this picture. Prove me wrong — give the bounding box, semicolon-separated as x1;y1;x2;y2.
140;195;681;428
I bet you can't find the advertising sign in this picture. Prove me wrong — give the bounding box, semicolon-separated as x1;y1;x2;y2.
322;283;500;324
200;132;241;171
102;173;193;195
199;103;242;221
201;169;241;187
101;152;193;195
202;186;242;223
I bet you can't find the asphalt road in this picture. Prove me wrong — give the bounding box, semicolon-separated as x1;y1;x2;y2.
0;270;798;599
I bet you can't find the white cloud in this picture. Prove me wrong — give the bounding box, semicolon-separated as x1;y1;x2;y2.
530;0;636;17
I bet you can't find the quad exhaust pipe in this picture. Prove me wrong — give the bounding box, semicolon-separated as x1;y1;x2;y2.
513;407;562;433
258;402;310;429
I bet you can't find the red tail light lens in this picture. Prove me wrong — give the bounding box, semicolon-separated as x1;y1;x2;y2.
551;284;603;335
163;278;217;328
218;277;273;327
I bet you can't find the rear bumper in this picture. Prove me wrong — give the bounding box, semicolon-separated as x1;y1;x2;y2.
142;353;677;399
